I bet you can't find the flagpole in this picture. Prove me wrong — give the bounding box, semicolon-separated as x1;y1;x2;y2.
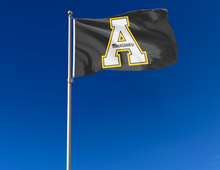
67;10;73;170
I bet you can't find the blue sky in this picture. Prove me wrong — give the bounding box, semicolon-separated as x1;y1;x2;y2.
0;0;220;170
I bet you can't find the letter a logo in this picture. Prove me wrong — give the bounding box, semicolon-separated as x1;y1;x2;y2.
102;16;148;68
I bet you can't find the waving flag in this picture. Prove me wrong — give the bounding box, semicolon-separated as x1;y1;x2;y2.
73;8;178;77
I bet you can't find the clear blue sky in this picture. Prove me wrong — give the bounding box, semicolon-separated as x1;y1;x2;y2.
0;0;220;170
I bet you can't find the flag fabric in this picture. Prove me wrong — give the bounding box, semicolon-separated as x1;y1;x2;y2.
74;8;178;77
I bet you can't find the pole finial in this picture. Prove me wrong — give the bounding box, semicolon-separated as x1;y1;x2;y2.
68;11;73;16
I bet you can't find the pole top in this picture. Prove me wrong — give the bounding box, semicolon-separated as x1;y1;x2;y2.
68;11;73;16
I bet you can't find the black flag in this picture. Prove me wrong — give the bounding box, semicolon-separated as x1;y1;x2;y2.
74;9;178;77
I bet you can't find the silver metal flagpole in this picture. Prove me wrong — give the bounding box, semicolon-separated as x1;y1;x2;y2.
67;10;73;170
